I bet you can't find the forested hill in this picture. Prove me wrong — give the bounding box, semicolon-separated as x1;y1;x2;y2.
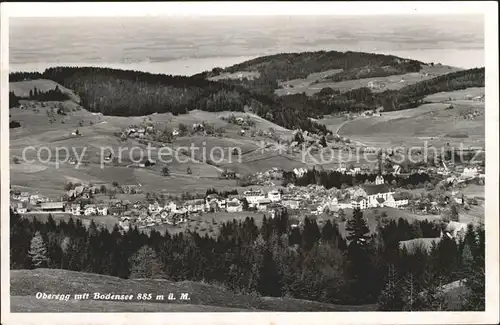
195;50;424;95
375;67;485;111
9;67;328;135
280;67;486;115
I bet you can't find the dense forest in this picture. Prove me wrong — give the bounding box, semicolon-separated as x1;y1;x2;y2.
11;208;484;310
197;50;423;95
9;91;20;108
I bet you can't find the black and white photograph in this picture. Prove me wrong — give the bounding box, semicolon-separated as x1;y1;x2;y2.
1;2;498;324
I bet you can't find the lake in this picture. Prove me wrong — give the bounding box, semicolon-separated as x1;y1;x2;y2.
9;15;485;76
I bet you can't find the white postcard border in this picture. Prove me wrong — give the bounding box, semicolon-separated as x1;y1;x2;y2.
1;2;498;325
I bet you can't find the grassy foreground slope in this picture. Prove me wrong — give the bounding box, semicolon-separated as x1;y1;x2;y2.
11;269;377;312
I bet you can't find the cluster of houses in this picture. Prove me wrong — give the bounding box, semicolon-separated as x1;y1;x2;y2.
10;190;51;213
282;175;410;214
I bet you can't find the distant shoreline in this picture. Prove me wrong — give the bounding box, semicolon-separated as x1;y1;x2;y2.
8;55;259;77
9;48;484;77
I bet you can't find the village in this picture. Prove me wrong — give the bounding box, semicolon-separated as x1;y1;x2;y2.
10;151;484;236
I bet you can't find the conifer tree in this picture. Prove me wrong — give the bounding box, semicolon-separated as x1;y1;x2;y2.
257;248;283;297
345;209;377;303
346;208;370;245
377;264;404;310
461;226;485;310
414;264;448;311
129;245;164;279
29;231;49;268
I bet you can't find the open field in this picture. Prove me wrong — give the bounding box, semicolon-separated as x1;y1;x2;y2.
424;87;484;103
337;92;484;148
10;79;81;103
327;207;442;237
208;70;261;81
275;65;462;96
9;87;296;195
275;68;343;95
11;269;377;312
460;184;485;199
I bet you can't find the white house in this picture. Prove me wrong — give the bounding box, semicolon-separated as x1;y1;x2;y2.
185;199;206;213
69;204;81;215
385;194;409;209
244;190;266;206
462;167;478;178
281;198;301;210
119;217;131;231
96;205;108;216
375;175;385;185
351;197;369;210
15;202;27;214
148;202;162;213
267;190;281;202
172;129;180;137
84;204;97;216
256;198;272;211
443;221;468;241
362;184;395;208
338;202;353;209
205;194;222;211
293;168;307;178
226;199;243;213
165;201;178;212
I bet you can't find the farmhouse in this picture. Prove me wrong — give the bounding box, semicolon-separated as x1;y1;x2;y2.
67;204;81;215
109;201;128;215
185;199;206;213
385;193;409;208
96;205;108;216
268;190;282;202
119;217;131;231
256;198;272;211
226;199;243;213
84;204;97;216
442;221;468;241
41;202;65;212
14;202;28;214
363;184;395;207
244;190;266;206
148;202;162;213
221;169;238;179
462;167;478;178
351;197;369;210
281;197;301;210
368;80;386;90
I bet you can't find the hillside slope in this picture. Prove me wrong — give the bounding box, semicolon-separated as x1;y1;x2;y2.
9;79;81;103
11;269;377;312
337;87;485;148
10;67;327;135
198;50;424;95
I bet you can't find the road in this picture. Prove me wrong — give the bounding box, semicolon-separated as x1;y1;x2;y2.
334;117;369;147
